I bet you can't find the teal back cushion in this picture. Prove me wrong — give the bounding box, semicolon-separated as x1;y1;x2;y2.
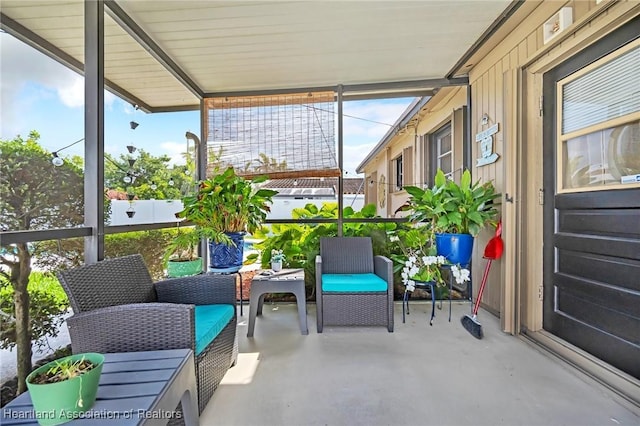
322;273;388;292
194;304;234;355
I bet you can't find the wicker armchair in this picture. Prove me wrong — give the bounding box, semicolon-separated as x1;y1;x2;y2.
315;237;394;332
56;254;237;413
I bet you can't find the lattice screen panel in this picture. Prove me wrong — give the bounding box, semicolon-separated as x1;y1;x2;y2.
204;92;338;179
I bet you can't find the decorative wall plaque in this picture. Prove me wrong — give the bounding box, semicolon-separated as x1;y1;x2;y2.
476;123;500;167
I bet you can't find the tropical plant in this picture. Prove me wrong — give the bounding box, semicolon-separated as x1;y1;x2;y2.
176;167;278;245
162;227;200;264
401;169;499;236
249;202;397;295
388;225;470;293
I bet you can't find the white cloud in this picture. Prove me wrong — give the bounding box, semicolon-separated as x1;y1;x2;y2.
343;142;377;176
122;102;136;115
56;76;84;108
1;33;118;137
160;141;188;166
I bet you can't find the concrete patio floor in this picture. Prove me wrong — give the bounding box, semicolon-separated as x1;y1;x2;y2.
203;302;639;426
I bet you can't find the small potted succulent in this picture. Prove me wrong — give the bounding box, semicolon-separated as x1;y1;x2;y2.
270;249;286;272
26;353;104;425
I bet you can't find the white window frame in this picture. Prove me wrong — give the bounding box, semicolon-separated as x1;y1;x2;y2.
556;39;640;194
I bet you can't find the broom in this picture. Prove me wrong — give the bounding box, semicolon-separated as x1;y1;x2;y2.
461;221;503;339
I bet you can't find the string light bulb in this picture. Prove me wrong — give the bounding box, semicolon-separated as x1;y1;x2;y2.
168;178;175;186
51;153;64;167
50;137;84;167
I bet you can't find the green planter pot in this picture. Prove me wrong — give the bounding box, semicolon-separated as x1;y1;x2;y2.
26;352;104;426
167;258;203;277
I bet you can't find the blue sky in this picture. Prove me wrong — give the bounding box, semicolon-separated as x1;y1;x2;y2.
1;32;413;175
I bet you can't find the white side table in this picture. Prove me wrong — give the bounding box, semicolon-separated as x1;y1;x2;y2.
247;269;308;337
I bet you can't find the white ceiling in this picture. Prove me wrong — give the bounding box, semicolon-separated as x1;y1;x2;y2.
1;0;513;111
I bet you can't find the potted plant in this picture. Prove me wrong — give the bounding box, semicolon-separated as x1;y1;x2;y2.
390;225;471;288
26;353;104;425
176;167;278;273
163;227;202;277
269;249;286;272
401;169;499;265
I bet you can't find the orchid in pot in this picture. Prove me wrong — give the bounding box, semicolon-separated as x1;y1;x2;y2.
390;225;471;295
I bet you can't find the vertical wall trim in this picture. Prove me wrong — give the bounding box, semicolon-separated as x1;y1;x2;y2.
198;99;207;181
337;85;344;236
464;85;472;171
501;67;522;335
198;99;208;263
84;0;105;264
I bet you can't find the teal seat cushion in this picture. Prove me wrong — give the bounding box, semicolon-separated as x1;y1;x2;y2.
322;273;388;292
194;304;234;356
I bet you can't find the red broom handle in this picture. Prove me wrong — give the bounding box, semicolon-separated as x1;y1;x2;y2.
473;259;493;316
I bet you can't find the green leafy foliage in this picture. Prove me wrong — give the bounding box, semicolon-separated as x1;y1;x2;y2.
0;131;88;393
33;356;96;384
0;132;84;232
176;167;278;245
0;271;69;350
35;230;181;280
104;149;195;200
162;227;200;263
251;202;397;294
401;169;499;236
105;230;179;279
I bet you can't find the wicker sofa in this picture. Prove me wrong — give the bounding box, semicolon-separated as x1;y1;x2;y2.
56;254;237;413
315;237;394;332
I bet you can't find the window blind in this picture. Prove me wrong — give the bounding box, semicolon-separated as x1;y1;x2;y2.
562;46;639;135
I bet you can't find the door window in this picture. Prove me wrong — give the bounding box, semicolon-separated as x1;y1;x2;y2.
558;41;640;192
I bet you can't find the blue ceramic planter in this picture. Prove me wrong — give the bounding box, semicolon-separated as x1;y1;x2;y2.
209;232;245;273
435;233;474;265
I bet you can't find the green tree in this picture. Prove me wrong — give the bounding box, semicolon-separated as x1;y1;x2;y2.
0;131;84;394
104;149;196;200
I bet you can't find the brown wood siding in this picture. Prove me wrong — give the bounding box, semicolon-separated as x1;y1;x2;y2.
468;1;639;326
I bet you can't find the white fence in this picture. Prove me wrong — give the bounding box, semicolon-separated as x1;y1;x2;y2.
109;196;365;226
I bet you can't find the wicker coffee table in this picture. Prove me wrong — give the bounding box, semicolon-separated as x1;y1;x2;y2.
247;269;308;337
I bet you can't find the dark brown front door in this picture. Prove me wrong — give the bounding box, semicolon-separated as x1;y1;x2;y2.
542;18;640;379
